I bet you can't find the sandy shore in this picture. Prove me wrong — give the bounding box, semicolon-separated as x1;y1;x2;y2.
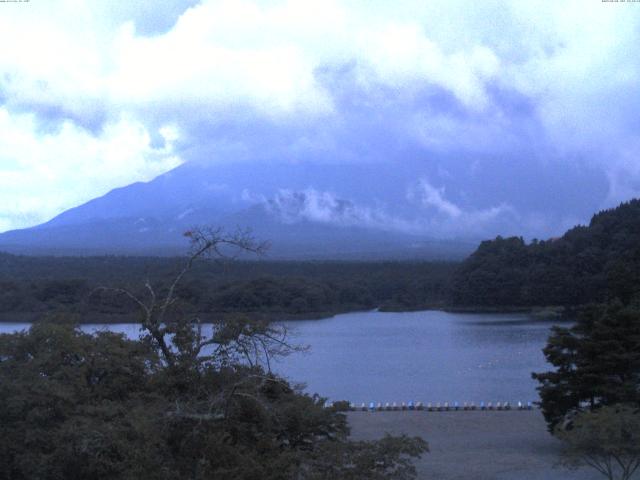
347;410;602;480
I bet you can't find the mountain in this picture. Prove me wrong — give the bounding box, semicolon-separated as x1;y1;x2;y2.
0;161;477;259
449;198;640;306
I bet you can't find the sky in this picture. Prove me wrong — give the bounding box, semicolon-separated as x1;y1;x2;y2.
0;0;639;238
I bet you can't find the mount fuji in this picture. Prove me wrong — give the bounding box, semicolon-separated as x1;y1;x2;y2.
0;161;479;259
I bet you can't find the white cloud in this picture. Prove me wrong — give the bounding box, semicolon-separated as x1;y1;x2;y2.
0;0;509;121
408;178;517;236
0;108;182;231
262;186;518;238
358;23;500;110
266;188;385;227
263;188;434;234
412;179;462;218
0;1;635;118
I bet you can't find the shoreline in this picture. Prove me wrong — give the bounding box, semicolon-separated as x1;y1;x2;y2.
0;308;367;324
0;304;572;324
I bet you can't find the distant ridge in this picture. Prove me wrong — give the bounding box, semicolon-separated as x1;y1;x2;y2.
0;161;477;260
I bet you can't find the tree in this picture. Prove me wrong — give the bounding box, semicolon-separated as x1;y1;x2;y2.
450;199;640;308
94;227;277;370
0;321;164;480
556;404;640;480
0;227;428;480
533;300;640;431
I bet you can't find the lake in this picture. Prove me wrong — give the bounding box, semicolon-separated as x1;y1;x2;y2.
0;310;561;405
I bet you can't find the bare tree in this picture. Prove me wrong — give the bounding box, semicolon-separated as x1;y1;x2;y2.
93;227;300;370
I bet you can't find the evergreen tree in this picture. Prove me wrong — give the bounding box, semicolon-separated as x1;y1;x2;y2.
451;199;640;307
533;300;640;430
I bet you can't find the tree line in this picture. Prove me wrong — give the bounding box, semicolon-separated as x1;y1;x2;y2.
0;255;455;321
450;199;640;307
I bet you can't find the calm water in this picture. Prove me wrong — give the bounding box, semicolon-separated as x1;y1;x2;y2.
0;310;561;404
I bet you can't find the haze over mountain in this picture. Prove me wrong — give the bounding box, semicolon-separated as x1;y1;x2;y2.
1;1;638;257
0;160;486;258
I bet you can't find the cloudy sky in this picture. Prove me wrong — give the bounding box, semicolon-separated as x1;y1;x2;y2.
1;0;639;237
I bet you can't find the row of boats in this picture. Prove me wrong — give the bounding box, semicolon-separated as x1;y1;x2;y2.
332;400;535;411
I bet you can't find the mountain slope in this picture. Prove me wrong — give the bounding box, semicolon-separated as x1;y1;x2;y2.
0;161;477;259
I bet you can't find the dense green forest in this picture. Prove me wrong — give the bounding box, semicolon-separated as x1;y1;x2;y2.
0;254;455;322
450;199;640;307
4;199;640;321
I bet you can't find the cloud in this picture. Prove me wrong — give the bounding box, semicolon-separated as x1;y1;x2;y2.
260;186;519;239
0;108;181;231
0;0;511;131
265;189;392;229
411;179;462;218
407;178;519;237
0;0;639;236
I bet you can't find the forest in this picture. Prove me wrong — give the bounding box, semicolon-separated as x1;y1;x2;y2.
0;254;455;322
449;199;640;308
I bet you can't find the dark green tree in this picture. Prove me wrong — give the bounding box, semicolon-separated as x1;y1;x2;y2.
450;199;640;308
0;321;165;480
533;300;640;431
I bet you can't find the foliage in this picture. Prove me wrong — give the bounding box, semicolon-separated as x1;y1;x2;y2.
450;199;640;307
556;404;640;480
0;322;163;480
0;253;455;321
303;434;428;480
330;400;352;412
0;228;428;479
532;301;640;431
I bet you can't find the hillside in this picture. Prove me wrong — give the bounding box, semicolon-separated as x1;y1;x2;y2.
0;161;476;260
450;199;640;307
